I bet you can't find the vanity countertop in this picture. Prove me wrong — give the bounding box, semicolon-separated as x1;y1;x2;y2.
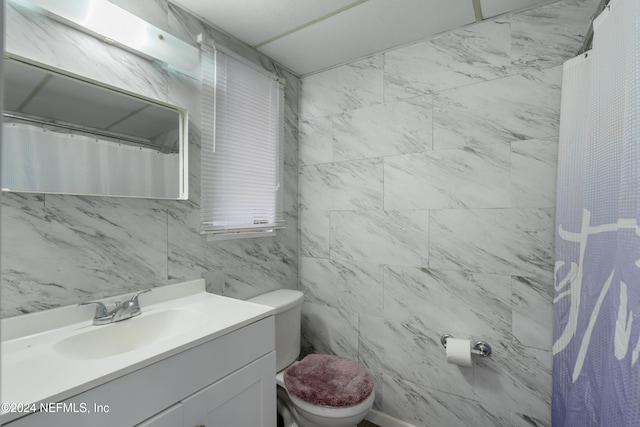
0;279;275;424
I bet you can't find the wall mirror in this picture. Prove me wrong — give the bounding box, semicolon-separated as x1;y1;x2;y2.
2;56;188;199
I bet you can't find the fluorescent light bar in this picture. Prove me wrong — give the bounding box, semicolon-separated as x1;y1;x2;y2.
13;0;199;72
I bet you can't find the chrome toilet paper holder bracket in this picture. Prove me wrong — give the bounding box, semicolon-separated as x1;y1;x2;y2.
440;334;492;357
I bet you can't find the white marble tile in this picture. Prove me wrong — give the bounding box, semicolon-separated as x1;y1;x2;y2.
511;138;558;208
382;376;512;427
365;369;385;411
473;341;552;424
298;159;383;211
512;273;554;329
299;210;331;259
384;143;512;210
175;165;281;268
168;203;296;277
283;165;299;215
2;192;44;209
332;95;432;161
204;223;297;269
167;207;213;280
278;212;299;259
384;21;512;101
330;210;429;267
299;117;333;166
433;66;563;150
511;268;554;352
300;56;384;120
301;302;359;360
203;269;224;296
513;311;552;350
384;267;512;342
511;411;551;427
430;208;554;277
223;259;297;300
509;0;600;71
300;257;383;316
1;205;168;317
44;193;190;212
360;315;474;399
283;93;300;170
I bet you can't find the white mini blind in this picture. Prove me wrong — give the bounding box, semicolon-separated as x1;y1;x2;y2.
201;49;284;237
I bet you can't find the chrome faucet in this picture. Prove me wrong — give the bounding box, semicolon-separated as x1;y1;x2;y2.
79;289;151;325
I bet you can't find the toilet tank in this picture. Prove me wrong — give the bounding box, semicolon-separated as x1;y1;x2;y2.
247;290;304;372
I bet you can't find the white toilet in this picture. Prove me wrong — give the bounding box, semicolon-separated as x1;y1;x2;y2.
248;290;375;427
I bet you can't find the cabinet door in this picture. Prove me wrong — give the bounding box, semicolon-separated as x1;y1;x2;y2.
136;404;183;427
183;351;276;427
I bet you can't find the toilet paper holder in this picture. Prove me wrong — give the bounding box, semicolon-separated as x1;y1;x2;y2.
440;334;492;357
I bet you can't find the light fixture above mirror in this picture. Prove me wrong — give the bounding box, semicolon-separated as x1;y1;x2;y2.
9;0;200;73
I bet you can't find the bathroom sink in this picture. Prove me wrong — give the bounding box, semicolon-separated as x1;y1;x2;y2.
53;308;207;360
1;279;277;425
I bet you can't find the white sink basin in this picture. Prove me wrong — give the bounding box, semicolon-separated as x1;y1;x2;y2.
53;308;207;360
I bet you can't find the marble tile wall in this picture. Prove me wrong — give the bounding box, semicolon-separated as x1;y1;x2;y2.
1;0;300;317
298;0;598;425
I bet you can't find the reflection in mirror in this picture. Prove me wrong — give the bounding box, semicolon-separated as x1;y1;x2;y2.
2;56;188;199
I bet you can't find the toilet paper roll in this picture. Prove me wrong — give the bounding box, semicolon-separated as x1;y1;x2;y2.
445;338;472;367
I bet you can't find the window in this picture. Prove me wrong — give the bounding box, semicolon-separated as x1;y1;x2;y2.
200;48;285;239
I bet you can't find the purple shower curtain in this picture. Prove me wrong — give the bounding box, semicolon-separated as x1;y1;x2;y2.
553;0;640;425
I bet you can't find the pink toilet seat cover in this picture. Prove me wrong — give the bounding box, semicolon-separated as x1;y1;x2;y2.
283;354;373;407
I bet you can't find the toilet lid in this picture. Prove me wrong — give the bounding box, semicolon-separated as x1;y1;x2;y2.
283;354;373;407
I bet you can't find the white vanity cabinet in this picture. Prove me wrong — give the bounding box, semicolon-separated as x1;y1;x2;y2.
5;317;276;427
137;353;276;427
136;404;183;427
181;352;275;427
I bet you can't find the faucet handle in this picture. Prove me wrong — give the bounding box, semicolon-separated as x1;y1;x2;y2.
129;289;151;306
78;301;109;318
119;289;151;318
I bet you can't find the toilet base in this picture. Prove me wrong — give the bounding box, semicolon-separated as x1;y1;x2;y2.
276;385;366;427
277;394;299;427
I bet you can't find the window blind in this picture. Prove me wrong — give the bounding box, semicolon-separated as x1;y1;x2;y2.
200;49;284;237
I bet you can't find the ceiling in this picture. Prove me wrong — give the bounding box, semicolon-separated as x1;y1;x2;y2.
169;0;556;76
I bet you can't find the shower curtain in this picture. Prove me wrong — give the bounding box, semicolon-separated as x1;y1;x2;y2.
553;0;640;425
2;123;179;197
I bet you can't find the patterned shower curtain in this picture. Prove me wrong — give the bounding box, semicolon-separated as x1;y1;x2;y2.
553;0;640;425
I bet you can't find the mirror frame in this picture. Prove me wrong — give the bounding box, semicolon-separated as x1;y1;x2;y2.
2;54;189;200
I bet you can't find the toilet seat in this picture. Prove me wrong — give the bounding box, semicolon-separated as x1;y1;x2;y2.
277;369;375;427
278;353;375;427
283;354;374;408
